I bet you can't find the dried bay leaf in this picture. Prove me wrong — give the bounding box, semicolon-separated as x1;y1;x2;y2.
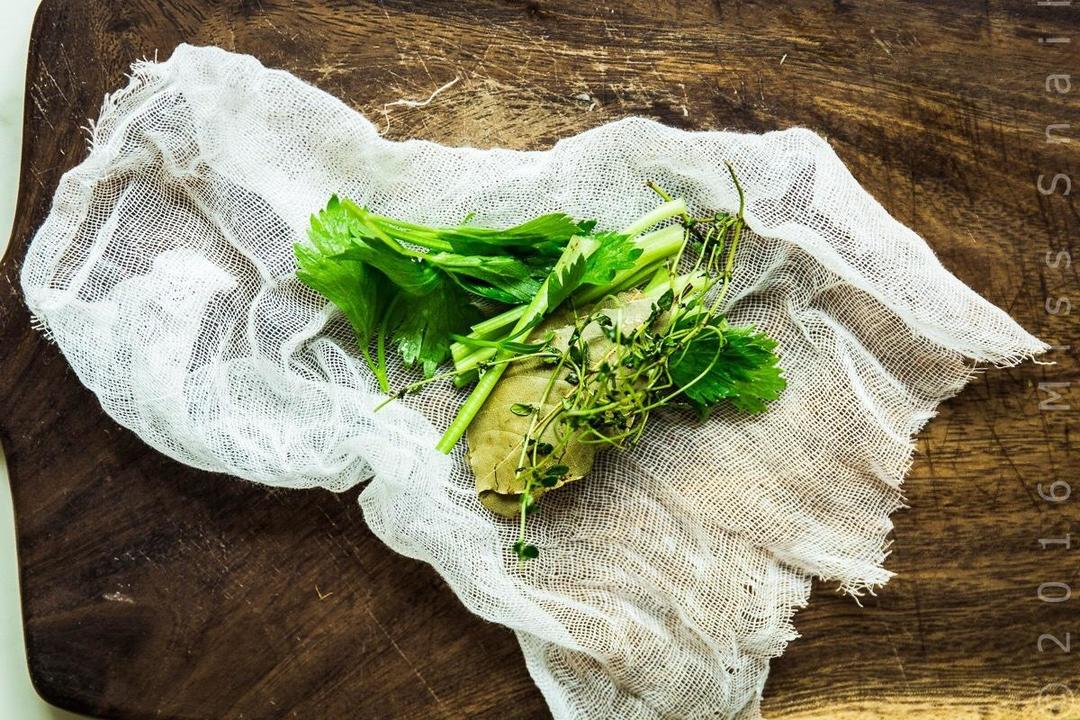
466;291;655;516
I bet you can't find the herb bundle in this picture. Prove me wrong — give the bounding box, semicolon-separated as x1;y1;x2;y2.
295;167;786;561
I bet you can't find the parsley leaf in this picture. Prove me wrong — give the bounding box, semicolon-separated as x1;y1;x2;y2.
297;196;485;380
408;213;591;258
391;281;481;378
294;244;380;344
425;252;547;304
297;195;388;348
309;201;439;297
580;231;643;285
668;319;786;414
546;245;588;310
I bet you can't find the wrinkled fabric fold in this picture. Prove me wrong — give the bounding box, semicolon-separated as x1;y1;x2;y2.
22;45;1046;718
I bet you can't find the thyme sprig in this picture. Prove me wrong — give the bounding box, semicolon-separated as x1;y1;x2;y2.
504;169;784;561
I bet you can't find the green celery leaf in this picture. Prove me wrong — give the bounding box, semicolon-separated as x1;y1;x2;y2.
580;231;643;285
299;195;485;381
309;196;441;296
426;252;546;304
545;243;589;310
433;213;589;258
668;320;786;414
369;212;589;260
331;239;440;296
294;243;381;344
305;195;354;254
391;281;483;378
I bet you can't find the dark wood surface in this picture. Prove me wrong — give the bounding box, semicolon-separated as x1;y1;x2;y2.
2;1;1077;718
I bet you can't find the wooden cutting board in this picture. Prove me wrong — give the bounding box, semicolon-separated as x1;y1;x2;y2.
2;1;1076;718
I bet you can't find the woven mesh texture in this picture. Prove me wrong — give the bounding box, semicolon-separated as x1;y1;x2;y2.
21;45;1046;719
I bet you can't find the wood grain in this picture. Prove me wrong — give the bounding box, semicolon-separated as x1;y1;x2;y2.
1;0;1077;718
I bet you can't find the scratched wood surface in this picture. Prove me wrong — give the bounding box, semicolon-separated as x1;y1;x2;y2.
1;0;1077;718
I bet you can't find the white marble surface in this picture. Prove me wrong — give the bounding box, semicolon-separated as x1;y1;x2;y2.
1;0;87;717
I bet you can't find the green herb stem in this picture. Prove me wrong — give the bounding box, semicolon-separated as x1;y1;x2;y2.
436;350;508;453
469;305;528;337
575;224;684;304
434;185;751;454
436;239;581;453
619;198;687;237
453;347;498;376
451;224;689;375
450;305;528;363
448;206;688;370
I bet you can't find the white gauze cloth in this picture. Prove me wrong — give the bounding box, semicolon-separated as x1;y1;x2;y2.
21;44;1046;718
